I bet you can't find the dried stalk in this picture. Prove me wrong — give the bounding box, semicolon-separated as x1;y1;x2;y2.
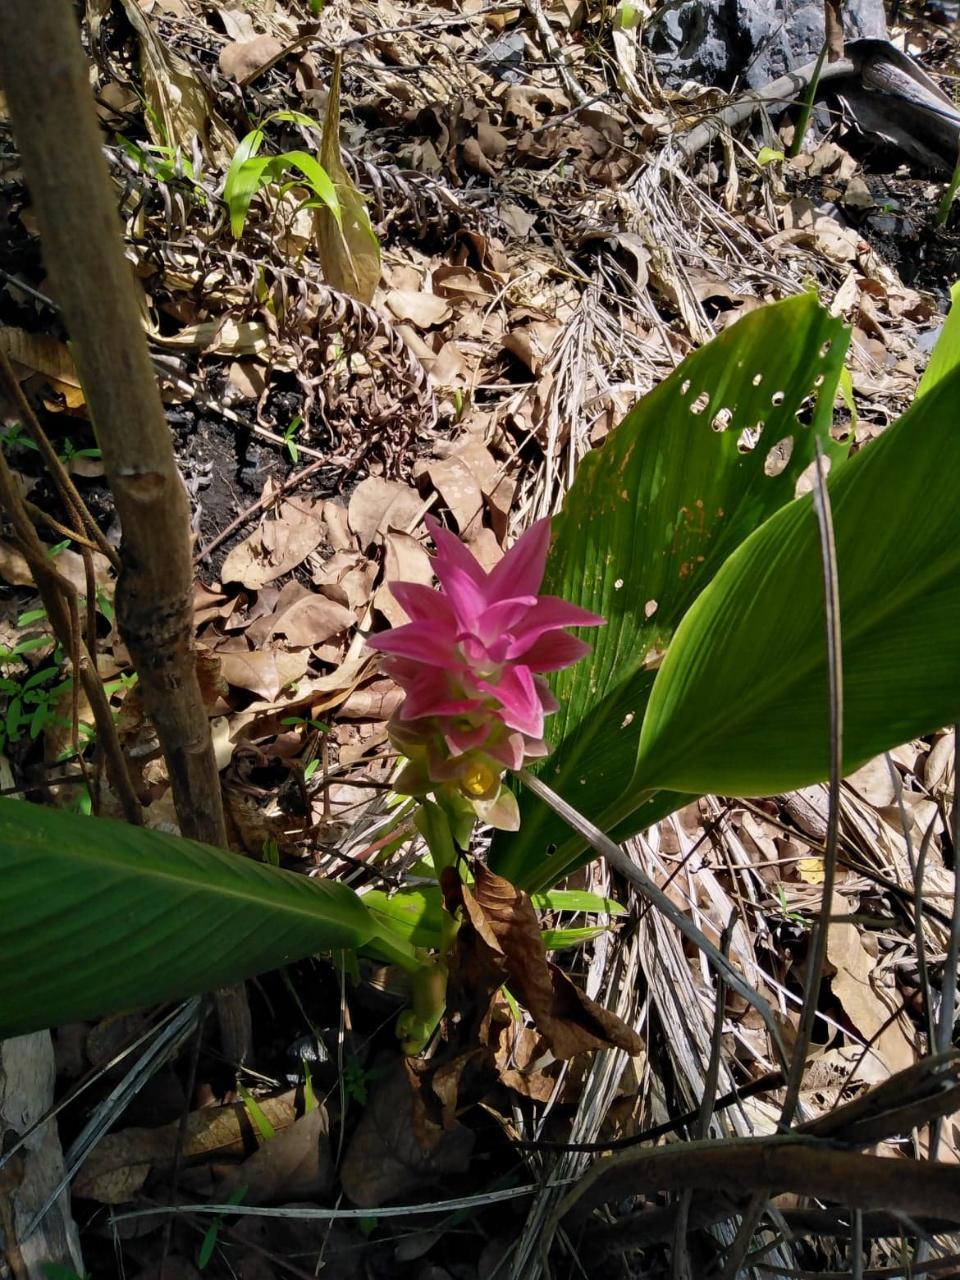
0;451;142;824
0;0;226;848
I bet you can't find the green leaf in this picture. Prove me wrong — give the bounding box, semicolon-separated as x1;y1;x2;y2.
0;799;381;1037
223;128;267;236
238;1083;277;1140
916;280;960;399
636;364;960;795
531;888;627;915
280;151;340;220
542;925;613;950
492;293;849;892
363;884;625;951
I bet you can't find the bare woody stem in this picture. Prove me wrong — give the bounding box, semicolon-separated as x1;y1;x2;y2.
0;0;226;847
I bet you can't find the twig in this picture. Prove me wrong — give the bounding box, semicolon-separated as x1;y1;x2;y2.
518;769;791;1070
678;55;857;161
939;723;960;1057
780;437;843;1126
522;0;591;108
556;1133;960;1225
0;351;121;574
195;456;330;564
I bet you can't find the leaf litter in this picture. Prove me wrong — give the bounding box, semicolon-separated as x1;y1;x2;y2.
1;0;959;1275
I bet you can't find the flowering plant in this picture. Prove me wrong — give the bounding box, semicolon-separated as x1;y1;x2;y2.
368;516;604;830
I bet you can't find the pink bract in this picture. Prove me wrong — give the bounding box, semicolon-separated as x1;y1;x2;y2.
367;516;603;825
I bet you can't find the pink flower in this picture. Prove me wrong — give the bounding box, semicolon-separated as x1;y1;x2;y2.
367;516;603;826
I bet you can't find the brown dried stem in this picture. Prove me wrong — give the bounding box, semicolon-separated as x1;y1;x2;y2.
0;451;142;824
0;0;226;848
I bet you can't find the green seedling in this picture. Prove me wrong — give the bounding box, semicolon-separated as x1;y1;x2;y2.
223;112;341;239
342;1053;378;1106
237;1083;277;1141
59;438;102;464
281;413;304;463
281;715;331;733
789;40;828;159
197;1184;247;1270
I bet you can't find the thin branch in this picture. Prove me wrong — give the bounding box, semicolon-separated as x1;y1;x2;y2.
780;438;843;1126
519;769;790;1069
0;451;142;824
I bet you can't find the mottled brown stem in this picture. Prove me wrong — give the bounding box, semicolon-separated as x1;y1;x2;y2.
0;0;226;848
0;451;143;824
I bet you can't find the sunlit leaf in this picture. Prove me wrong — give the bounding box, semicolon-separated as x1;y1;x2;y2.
0;799;382;1036
637;364;960;793
916;279;960;399
492;294;849;891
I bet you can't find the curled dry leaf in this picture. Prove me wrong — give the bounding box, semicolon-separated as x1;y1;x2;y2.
75;1090;299;1203
315;56;381;303
454;864;643;1060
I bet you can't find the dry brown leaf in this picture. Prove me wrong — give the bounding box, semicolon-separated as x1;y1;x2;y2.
338;679;403;720
217;1106;333;1204
339;1059;474;1208
75;1091;299;1203
826;897;915;1077
218;647;309;701
150;319;270;356
375;529;434;626
220;501;325;589
347;477;422;551
385;289;452;328
846;756;897;807
0;539;34;587
49;547;114;597
0;326;85;407
432;265;497;304
218;36;285;84
111;0;236;165
315;56;381;303
262;594;355;648
459;865;643;1059
420;455;486;538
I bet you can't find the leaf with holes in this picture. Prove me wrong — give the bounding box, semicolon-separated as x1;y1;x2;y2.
0;799;398;1037
491;293;849;892
635;362;960;794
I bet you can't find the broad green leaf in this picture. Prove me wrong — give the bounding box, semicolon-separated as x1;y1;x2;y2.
278;151;340;220
492;294;849;892
316;55;381;303
636;364;960;795
0;799;383;1037
916;280;960;398
224;129;267;236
